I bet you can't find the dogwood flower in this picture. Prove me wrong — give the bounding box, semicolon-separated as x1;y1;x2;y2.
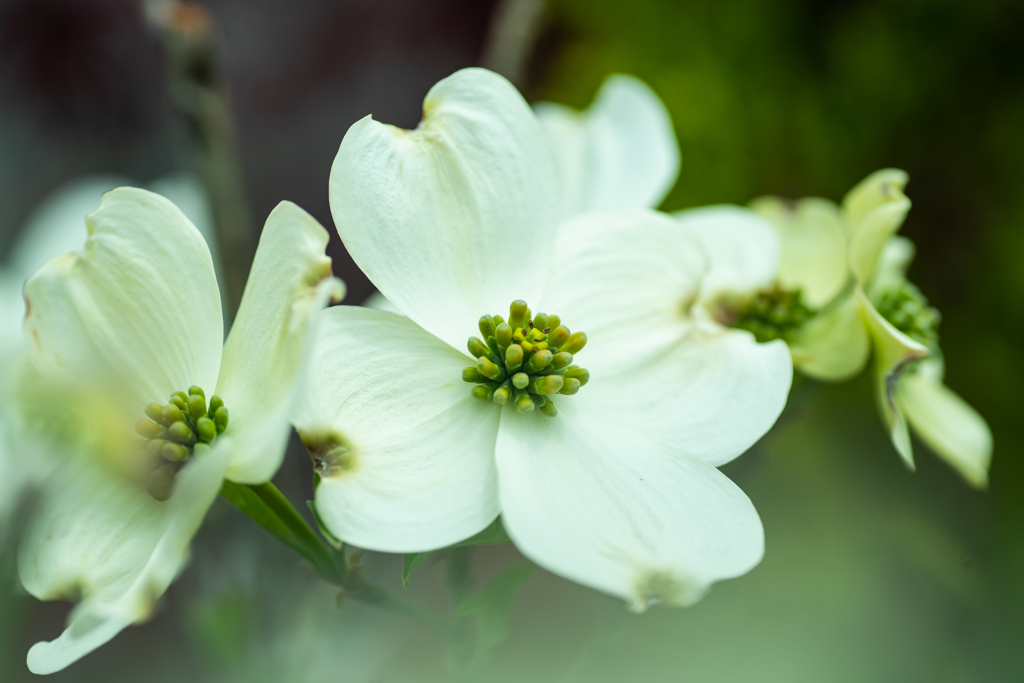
296;67;779;610
843;171;992;486
19;187;343;673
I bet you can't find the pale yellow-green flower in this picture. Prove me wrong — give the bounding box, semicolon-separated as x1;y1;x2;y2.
18;187;343;673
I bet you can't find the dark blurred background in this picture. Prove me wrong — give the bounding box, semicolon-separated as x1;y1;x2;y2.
1;0;1022;681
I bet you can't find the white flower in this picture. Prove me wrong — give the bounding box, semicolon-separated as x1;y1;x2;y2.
296;68;781;610
18;187;343;673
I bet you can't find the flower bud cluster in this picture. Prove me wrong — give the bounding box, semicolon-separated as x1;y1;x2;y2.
733;287;814;344
134;385;229;500
462;300;590;417
874;282;941;352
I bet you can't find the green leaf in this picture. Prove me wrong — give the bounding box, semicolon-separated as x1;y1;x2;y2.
220;481;310;561
305;500;344;550
458;562;534;656
401;517;512;586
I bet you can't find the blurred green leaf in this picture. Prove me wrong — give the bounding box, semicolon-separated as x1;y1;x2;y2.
402;517;512;585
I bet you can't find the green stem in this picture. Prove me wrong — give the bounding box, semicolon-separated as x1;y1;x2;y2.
249;482;341;582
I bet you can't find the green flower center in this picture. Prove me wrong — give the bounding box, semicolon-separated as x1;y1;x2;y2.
874;282;941;351
135;385;229;500
730;286;814;344
463;300;590;417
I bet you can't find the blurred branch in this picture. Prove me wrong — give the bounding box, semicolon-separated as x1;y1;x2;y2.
480;0;545;89
148;0;255;319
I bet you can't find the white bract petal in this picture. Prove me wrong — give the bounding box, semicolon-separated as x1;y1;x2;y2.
496;399;764;610
23;187;223;412
329;67;559;353
897;364;992;488
20;443;230;674
842;169;911;286
217;202;344;484
749;196;849;308
534;74;679;218
857;289;929;468
294;307;501;553
789;292;870;381
867;235;915;300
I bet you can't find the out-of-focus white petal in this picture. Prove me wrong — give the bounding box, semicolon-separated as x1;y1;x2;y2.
294;307;500;553
858;289;928;469
329;68;558;353
897;364;992;488
790;291;870;381
216;202;344;484
534;74;679;218
749;196;849;308
867;236;916;300
362;291;403;315
842;169;911;286
496;399;764;610
676;205;781;302
22;187;222;412
20;443;230;674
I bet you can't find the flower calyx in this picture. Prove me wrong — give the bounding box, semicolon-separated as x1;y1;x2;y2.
134;385;229;500
462;300;590;417
730;286;814;344
874;281;940;353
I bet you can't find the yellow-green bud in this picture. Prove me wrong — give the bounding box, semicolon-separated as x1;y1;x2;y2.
539;398;558;417
564;366;590;386
559;378;581;395
547;314;560;330
147;438;168;456
547;325;570;349
495;322;513;348
209;395;224;415
512;372;529;389
479;315;496;339
193;442;211;455
169;395;187;411
514;391;535;414
463;367;485;383
147;465;176;501
493;380;512;405
533;313;549;331
472;384;495;401
509;300;529;330
467;336;495;362
550;352;573;370
162;442;190;462
214;406;229;433
529;375;564;395
188;385;205;399
135;419;164;440
168;421;197;446
188;393;207;421
145;402;166;424
524;349;553;374
562;332;587;355
492;314;505;325
196;416;217;443
163;404;185;425
477;356;505;381
505;344;524;372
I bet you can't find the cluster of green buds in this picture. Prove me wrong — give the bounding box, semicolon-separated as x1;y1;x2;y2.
463;300;590;417
135;385;228;500
875;282;941;352
733;286;814;344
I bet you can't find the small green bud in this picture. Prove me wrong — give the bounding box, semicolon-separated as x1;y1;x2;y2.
562;331;587;355
135;419;164;440
492;314;505;325
533;313;549;331
196;416;217;443
539;398;558;417
514;391;535;414
485;336;502;359
147;465;176;501
547;325;570;349
477;356;505;381
209;395;224;415
145;402;166;424
169;395;187;411
559;378;581;395
162;442;190;462
188;385;205;399
509;300;529;330
214;406;229;433
187;393;207;421
493;380;512;405
550;352;573;371
163;404;185;425
467;336;496;362
564;366;590;386
547;314;560;330
147;438;168;456
472;384;496;401
529;375;564;395
512;372;529;389
495;322;513;348
505;344;524;372
524;349;553;374
479;315;496;340
193;442;211;455
462;367;485;383
168;421;197;446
